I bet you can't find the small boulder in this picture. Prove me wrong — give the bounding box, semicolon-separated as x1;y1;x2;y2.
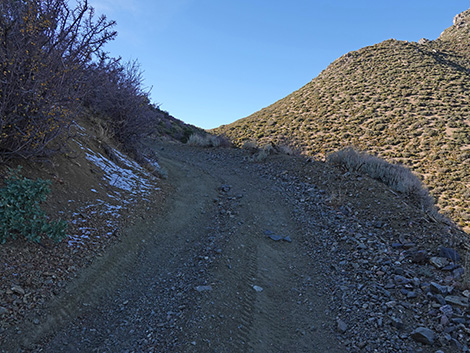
429;257;449;269
410;327;435;345
337;319;348;333
439;247;460;262
11;285;25;296
430;282;449;295
195;285;213;292
253;285;264;293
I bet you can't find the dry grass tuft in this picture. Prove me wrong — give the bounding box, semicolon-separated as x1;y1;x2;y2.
187;134;230;148
327;148;437;214
241;139;258;152
242;141;297;162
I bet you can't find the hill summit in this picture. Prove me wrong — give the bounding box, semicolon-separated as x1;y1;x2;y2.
214;9;470;232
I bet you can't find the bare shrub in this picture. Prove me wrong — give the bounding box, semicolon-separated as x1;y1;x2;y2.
327;148;436;212
81;58;156;151
0;0;116;160
186;133;230;148
278;144;295;156
241;139;258;152
245;143;275;162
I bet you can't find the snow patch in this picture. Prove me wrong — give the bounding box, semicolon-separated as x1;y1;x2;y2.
67;146;161;248
85;147;160;196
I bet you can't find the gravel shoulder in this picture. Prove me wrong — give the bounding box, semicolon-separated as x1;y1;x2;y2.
2;142;469;352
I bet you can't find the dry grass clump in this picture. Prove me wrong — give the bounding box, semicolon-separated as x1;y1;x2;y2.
241;139;258;152
242;140;297;162
187;133;230;148
327;148;436;213
251;143;274;162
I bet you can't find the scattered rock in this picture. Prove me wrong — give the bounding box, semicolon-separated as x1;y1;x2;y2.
452;266;465;279
439;247;460;262
0;307;8;315
11;285;25;296
429;257;449;269
282;235;292;243
440;314;449;326
408;249;428;264
253;285;263;293
430;282;449;295
403;242;416;249
442;263;458;271
266;234;283;241
445;295;469;308
337;319;348;333
265;230;292;243
390;317;405;330
195;285;213;292
410;327;435;345
218;185;231;193
434;294;447;306
439;304;453;317
394;275;410;286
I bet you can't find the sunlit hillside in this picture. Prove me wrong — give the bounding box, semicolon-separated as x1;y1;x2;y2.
214;9;470;232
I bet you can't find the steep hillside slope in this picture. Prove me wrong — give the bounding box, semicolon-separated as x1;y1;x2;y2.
214;10;470;232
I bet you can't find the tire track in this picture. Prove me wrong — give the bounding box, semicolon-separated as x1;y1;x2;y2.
168;145;345;353
5;143;346;352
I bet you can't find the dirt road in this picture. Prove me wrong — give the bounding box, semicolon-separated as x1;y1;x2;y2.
2;142;345;352
3;140;469;353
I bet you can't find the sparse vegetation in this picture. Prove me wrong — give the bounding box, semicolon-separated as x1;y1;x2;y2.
214;27;470;232
327;148;436;213
241;139;258;152
241;140;298;162
0;167;67;243
186;133;230;148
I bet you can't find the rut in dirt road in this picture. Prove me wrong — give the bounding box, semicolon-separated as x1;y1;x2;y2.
4;143;345;353
176;152;344;353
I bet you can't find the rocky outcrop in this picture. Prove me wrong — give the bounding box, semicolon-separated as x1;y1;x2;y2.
453;9;470;26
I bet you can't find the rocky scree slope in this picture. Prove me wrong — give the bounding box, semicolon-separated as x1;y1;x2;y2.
214;9;470;233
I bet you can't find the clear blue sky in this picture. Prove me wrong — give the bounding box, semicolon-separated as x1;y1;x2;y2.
88;0;467;129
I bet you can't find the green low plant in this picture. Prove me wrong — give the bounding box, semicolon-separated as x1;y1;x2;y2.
0;167;67;244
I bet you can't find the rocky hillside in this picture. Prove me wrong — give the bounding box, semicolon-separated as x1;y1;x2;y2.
214;9;470;233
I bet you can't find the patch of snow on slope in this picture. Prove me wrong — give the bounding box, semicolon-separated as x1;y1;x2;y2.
85;148;159;195
68;147;161;247
67;200;124;247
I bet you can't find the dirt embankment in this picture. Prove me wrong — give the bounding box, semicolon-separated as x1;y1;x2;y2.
2;142;469;352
